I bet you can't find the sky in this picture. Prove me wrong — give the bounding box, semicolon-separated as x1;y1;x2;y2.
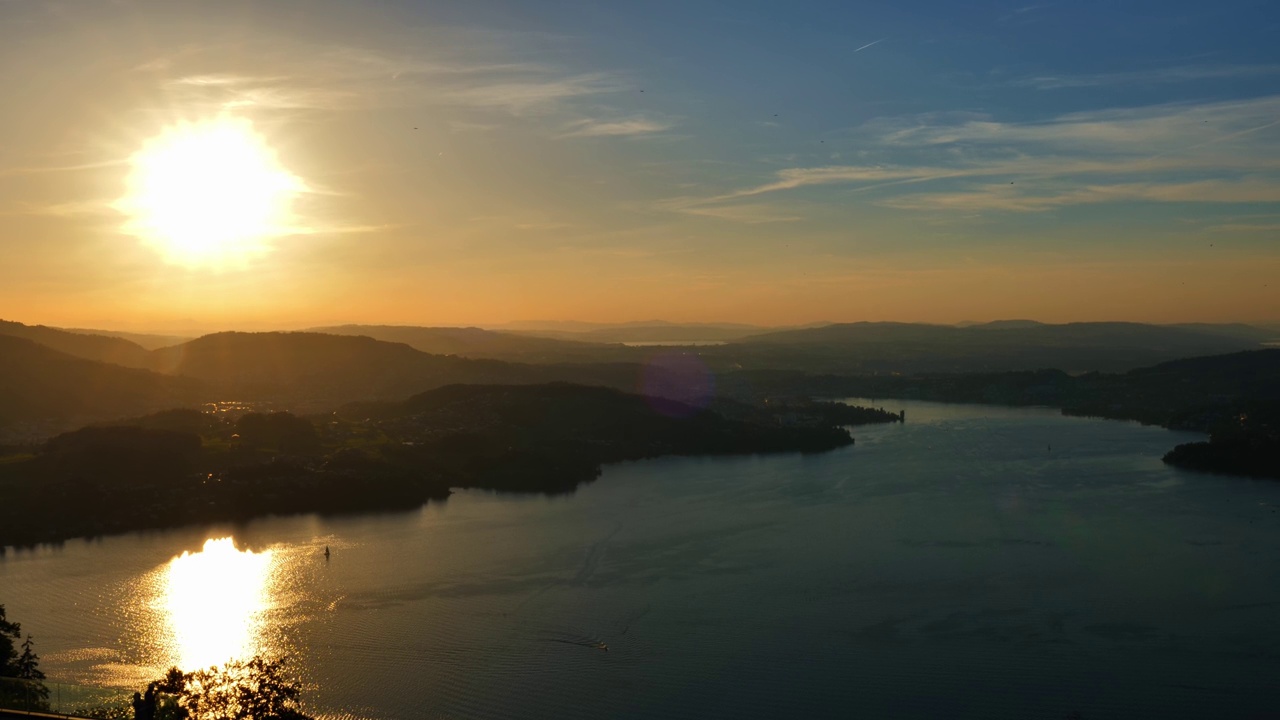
0;0;1278;332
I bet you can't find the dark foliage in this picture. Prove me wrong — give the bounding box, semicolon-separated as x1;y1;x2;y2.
0;383;856;546
43;426;203;478
141;656;313;720
743;350;1280;480
1163;404;1280;479
0;605;18;676
235;413;320;455
0;605;49;711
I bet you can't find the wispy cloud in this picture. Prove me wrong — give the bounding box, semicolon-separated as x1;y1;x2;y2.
661;95;1280;219
1013;64;1280;90
873;95;1280;151
560;117;672;137
0;199;116;217
1207;222;1280;233
428;73;621;114
171;74;291;87
880;178;1280;213
676;203;802;224
514;221;573;231
0;159;127;178
142;37;628;118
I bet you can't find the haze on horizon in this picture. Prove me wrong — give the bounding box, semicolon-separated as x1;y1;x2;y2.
1;0;1278;333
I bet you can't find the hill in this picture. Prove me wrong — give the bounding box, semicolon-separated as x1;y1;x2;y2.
61;328;193;350
0;335;204;432
503;320;775;344
720;321;1265;374
761;348;1280;480
0;383;856;545
335;382;856;492
308;324;636;363
148;332;548;406
145;331;701;410
0;319;153;368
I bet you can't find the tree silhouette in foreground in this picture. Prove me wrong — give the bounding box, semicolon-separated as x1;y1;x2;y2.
139;656;314;720
0;604;49;711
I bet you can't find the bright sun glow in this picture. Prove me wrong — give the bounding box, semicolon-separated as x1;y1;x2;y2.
117;116;305;269
162;537;276;670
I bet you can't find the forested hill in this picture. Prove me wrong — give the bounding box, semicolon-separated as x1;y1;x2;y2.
757;349;1280;431
0;335;203;427
2;318;1274;436
0;319;152;368
755;349;1280;480
0;383;857;546
310;324;637;363
716;321;1268;374
340;382;854;465
146;332;691;409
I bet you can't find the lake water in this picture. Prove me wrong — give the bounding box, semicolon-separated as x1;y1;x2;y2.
4;399;1280;719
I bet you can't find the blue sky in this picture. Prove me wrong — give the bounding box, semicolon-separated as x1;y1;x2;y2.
0;0;1277;329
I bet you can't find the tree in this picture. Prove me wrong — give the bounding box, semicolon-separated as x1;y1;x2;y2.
16;635;44;682
0;606;49;711
142;656;314;720
0;605;18;675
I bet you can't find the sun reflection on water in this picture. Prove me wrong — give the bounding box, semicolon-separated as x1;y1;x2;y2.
161;537;275;670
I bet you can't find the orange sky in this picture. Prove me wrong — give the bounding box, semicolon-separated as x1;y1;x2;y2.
2;0;1278;333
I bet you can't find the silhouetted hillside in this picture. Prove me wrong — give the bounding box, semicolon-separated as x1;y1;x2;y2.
754;349;1280;429
754;349;1280;480
966;319;1046;330
0;335;204;427
145;331;694;409
62;328;193;350
720;321;1264;374
348;382;855;491
149;332;542;404
504;320;773;344
0;319;152;368
0;383;855;545
1167;323;1277;343
309;324;637;363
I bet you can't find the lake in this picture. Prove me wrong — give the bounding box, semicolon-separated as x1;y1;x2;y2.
4;399;1280;719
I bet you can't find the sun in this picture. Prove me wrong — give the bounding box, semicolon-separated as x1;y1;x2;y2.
117;116;306;269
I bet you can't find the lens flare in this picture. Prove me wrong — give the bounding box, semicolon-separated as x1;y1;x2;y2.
640;350;716;417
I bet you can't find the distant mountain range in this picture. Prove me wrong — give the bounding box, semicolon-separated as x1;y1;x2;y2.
718;321;1271;374
497;320;784;343
0;317;1275;434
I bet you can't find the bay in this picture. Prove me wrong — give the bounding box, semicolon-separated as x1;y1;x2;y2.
4;399;1280;719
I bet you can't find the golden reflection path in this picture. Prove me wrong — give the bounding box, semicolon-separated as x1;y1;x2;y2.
159;537;276;670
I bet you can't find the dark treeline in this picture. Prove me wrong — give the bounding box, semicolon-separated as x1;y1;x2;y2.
0;383;887;547
724;350;1280;479
725;350;1278;428
1161;404;1280;479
